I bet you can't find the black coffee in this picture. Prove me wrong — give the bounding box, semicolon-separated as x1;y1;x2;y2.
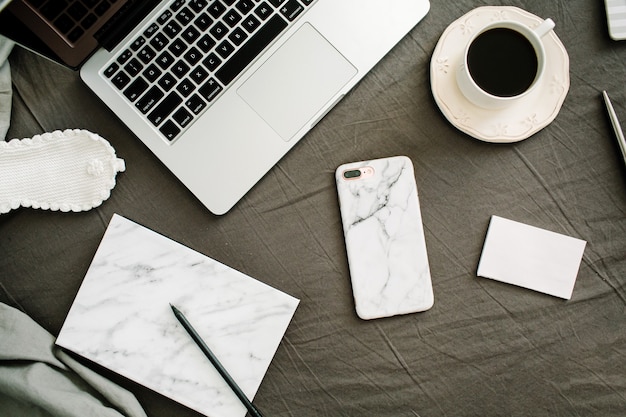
467;27;538;97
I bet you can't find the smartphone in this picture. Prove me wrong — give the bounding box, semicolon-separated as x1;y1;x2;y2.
336;156;434;320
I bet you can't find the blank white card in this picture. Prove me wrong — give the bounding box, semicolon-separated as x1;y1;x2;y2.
477;216;587;299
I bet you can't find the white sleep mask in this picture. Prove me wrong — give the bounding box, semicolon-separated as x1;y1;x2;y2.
0;129;125;214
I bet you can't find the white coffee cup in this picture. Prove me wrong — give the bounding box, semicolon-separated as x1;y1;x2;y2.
456;18;555;109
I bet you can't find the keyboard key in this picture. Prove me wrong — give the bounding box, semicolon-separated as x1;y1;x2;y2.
210;21;229;40
229;27;248;46
182;26;201;43
94;1;111;16
124;78;149;101
164;20;182;38
208;1;227;18
202;53;222;71
197;34;216;52
138;45;156;63
112;71;131;90
104;62;119;78
54;15;74;35
189;0;208;13
158;73;177;91
157;9;172;25
172;60;191;78
148;92;182;125
242;14;260;33
68;3;88;20
216;40;235;59
199;78;223;102
189;66;210;84
117;49;132;64
68;27;85;42
130;36;146;51
176;7;194;25
186;94;207;114
144;23;159;38
142;64;162;82
184;47;202;65
268;0;286;6
216;14;287;85
194;13;213;31
224;9;242;28
173;107;193;127
156;51;175;69
169;38;188;56
136;86;165;114
150;33;169;50
170;0;185;12
159;120;181;140
254;2;272;20
176;78;195;97
41;2;65;20
236;0;255;15
124;58;143;77
81;13;98;30
279;0;304;21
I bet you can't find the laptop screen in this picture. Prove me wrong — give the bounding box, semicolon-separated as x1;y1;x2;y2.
0;0;159;68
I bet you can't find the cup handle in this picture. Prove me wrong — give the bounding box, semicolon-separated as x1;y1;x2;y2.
534;18;555;38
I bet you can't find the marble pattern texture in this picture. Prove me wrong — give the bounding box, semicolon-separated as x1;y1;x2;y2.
56;214;299;417
336;156;433;320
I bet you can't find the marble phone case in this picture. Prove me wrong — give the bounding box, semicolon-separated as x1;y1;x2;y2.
336;156;434;320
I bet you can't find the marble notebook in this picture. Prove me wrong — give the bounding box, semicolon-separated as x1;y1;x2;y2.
56;214;299;417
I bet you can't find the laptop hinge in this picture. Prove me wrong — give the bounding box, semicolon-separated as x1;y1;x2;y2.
95;0;161;52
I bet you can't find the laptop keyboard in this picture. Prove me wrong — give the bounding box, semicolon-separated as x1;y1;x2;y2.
102;0;315;142
26;0;122;42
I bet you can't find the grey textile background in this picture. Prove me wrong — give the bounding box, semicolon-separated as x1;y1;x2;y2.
0;35;13;140
0;303;147;417
1;1;625;417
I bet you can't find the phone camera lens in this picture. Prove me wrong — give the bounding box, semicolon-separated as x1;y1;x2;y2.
344;169;362;179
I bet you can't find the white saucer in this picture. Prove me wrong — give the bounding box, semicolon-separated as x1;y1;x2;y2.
430;6;570;143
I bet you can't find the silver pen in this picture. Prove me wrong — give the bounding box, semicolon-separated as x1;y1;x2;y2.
602;90;626;166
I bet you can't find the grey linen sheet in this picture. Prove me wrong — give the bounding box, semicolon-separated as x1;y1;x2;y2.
0;303;147;417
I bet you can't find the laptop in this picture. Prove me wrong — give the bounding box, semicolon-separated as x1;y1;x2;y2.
0;0;430;215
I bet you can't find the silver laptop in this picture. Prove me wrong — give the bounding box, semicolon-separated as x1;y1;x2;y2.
0;0;430;214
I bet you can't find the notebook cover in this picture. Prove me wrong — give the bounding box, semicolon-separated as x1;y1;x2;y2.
56;214;299;417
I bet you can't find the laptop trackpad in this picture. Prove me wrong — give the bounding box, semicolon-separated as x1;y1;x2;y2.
238;23;357;141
